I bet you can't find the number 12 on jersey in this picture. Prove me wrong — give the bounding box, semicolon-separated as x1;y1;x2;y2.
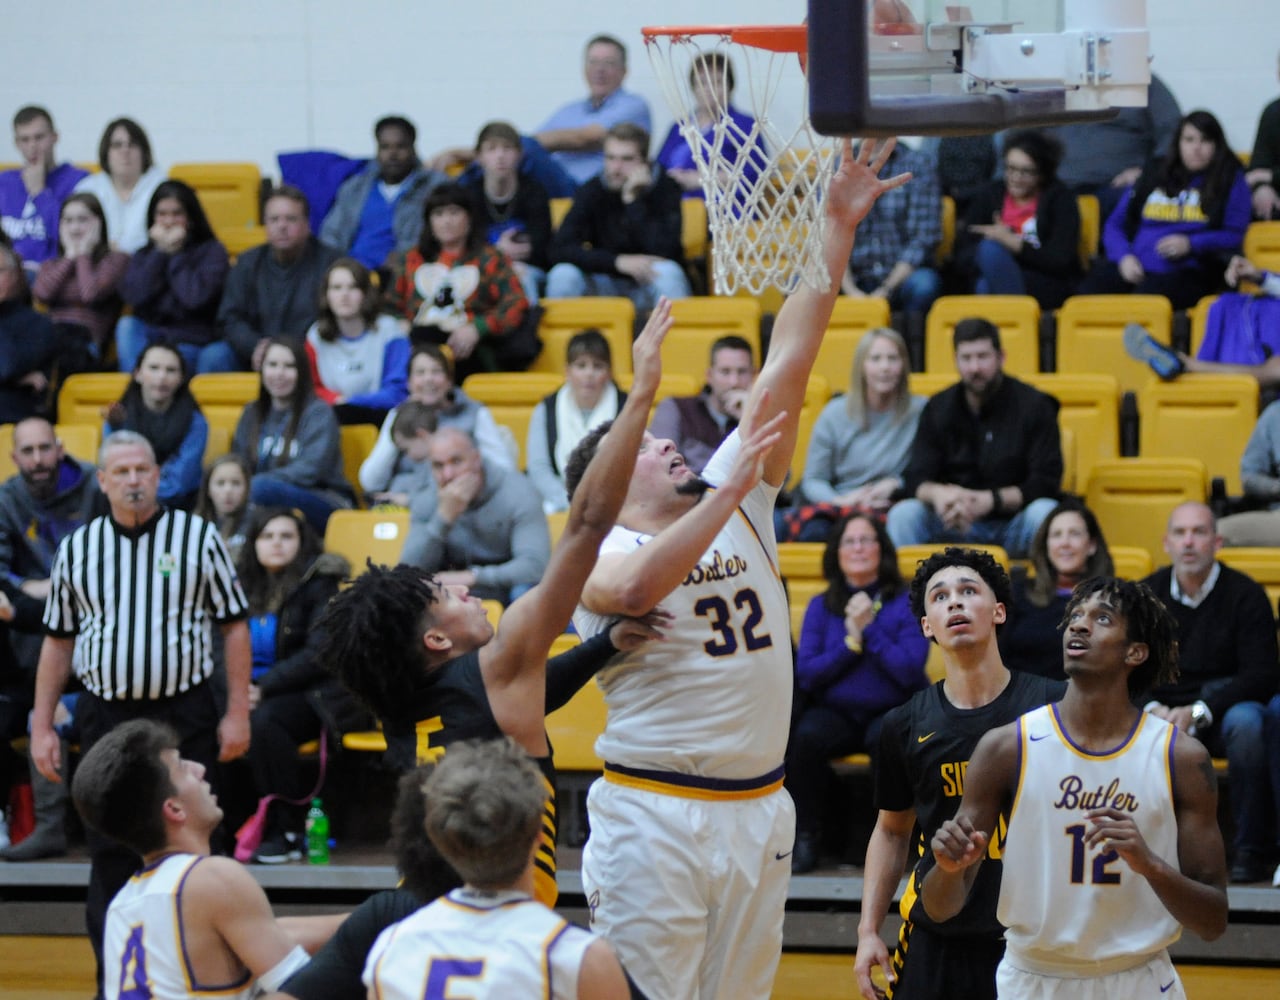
1065;824;1122;885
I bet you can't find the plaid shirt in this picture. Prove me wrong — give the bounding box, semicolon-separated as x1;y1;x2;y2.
848;143;942;286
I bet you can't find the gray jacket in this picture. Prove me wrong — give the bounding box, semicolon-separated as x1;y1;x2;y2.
401;460;549;604
0;457;100;584
318;163;448;260
232;397;355;501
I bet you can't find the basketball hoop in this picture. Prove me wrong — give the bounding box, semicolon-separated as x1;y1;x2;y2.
643;25;841;298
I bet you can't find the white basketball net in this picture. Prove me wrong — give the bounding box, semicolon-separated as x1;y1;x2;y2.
645;29;840;297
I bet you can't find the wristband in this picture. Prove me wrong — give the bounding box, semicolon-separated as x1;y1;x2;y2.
990;488;1004;516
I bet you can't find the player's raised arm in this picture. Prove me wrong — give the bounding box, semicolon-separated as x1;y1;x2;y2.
480;301;671;690
919;723;1019;922
740;138;911;486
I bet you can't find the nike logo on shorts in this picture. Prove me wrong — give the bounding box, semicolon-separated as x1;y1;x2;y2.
917;731;936;743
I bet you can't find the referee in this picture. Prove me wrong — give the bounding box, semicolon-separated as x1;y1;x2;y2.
29;430;251;998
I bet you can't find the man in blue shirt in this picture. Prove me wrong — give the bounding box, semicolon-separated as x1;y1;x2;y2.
534;35;651;187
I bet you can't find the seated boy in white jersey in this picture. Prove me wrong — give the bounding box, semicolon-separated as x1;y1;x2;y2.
922;577;1229;999
363;737;631;1000
565;139;912;1000
70;719;316;1000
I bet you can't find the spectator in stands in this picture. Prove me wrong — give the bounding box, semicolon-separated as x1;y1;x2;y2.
0;106;87;275
999;498;1114;680
117;179;234;374
782;328;924;543
1211;393;1280;546
304;257;408;426
842;138;942;318
953;129;1082;310
219;185;341;371
359;343;512;506
318;115;447;271
400;426;549;606
232;337;355;532
105;342;208;509
1079;110;1250;310
1045;72;1183;219
0;241;58;424
545;123;689;308
887;317;1061;558
387;183;530;381
534;34;652;187
0;416;99;862
527;328;626;514
648;333;755;475
655;52;766;213
1142;501;1279;884
1248;50;1280;220
74;117;166;253
195;453;252;562
458;121;553;304
236;507;350;864
31;192;128;376
787;512;929;874
1125;254;1280;385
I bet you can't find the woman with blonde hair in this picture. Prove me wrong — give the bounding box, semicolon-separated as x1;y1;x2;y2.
781;327;925;542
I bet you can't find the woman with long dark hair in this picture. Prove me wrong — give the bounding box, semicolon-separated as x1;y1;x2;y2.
105;341;208;509
32;192;129;373
1081;109;1250;309
232;337;354;531
786;512;930;873
117;178;233;373
387;183;529;380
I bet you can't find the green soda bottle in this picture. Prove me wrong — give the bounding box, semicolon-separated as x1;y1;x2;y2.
305;798;330;865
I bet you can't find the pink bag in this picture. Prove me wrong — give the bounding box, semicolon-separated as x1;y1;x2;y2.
233;732;328;863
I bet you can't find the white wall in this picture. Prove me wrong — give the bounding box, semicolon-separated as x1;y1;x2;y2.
2;1;1276;176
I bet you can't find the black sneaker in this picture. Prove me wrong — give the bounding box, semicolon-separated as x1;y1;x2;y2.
1123;323;1184;380
254;832;302;865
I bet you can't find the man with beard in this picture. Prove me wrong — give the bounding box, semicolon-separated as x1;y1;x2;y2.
887;317;1061;558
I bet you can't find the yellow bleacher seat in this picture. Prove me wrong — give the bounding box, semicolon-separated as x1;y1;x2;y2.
339;424;378;503
938;195;956;264
1026;373;1121;492
203;409;241;456
546;510;568;548
1189;294;1218;359
1244;220;1280;273
924;295;1040;376
202;424;231;468
189;373;260;428
322;508;410;573
481;599;504;629
1084;458;1208;567
1217;548;1280;618
907;372;956;398
791;375;832;484
549;197;573;230
817;298;893;394
1109;545;1153;581
682;197;709;265
614;371;701;422
57;372;129;425
1056;294;1173;395
0;423;100;480
896;544;1010;580
664;297;762;381
1138;375;1258;494
778;541;827;645
528;298;634;377
546;671;606;773
222;225;268;260
461;372;564;469
1077;194;1100;270
787;577;827;646
168;162;263;247
1059;426;1076;494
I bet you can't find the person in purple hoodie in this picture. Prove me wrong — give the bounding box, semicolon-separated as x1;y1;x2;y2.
785;510;930;874
117;179;234;374
0;107;87;276
1080;109;1250;310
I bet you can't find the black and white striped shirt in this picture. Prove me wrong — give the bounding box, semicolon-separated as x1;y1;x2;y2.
44;508;248;701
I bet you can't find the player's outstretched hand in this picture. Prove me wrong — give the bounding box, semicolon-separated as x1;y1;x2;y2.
1085;807;1156;877
827;138;912;232
723;405;786;502
931;816;988;873
631;297;673;398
